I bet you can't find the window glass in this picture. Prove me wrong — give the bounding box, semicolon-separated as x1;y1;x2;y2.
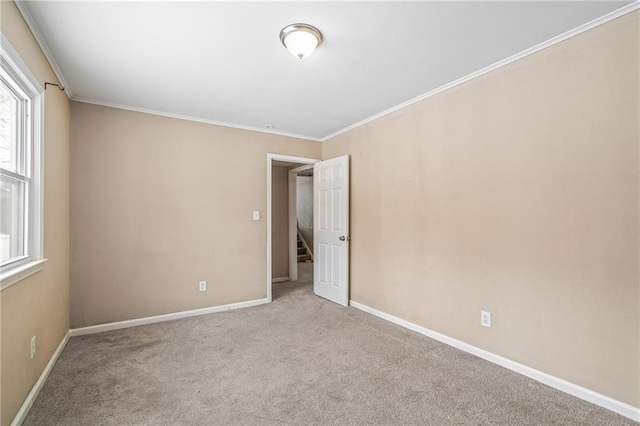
0;175;25;264
0;81;19;174
0;70;34;269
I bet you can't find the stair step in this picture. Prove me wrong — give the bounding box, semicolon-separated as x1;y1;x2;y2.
297;254;311;262
297;247;306;255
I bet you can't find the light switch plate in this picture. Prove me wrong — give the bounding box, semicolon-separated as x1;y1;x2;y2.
253;210;260;221
481;311;491;328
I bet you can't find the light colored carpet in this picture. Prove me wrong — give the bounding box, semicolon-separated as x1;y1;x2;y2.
25;263;633;425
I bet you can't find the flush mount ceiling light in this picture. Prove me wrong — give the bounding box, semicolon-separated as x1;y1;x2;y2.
279;23;322;59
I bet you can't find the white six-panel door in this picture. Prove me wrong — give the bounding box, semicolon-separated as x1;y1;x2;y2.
313;155;349;306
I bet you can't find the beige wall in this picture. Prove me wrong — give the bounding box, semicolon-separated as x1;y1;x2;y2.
323;12;639;407
272;166;289;279
70;102;320;327
0;1;71;425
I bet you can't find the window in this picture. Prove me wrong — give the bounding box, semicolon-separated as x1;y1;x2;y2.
0;36;44;288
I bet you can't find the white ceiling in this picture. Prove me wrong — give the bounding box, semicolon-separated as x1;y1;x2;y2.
18;1;633;141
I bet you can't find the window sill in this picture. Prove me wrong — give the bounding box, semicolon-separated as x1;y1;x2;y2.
0;259;48;291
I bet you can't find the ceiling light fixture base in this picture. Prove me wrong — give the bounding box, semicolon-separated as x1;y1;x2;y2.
279;23;323;59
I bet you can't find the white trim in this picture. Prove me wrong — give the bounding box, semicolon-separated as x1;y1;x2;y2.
268;154;321;166
72;97;322;142
320;2;640;142
0;35;42;93
13;1;72;98
271;277;289;283
70;298;269;337
288;170;298;282
33;78;45;261
10;1;637;142
267;154;320;303
11;299;269;422
350;301;640;423
0;258;47;291
11;331;70;426
0;34;45;282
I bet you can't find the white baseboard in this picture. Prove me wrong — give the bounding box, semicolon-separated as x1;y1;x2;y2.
12;298;269;423
271;277;289;283
70;298;269;337
349;301;640;423
11;331;70;426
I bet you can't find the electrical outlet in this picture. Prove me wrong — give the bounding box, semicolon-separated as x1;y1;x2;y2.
199;280;207;292
30;336;36;359
481;311;491;328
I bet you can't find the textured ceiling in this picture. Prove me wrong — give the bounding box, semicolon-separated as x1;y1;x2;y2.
19;1;633;140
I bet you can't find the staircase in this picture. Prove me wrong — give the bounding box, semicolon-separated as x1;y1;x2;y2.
297;228;313;263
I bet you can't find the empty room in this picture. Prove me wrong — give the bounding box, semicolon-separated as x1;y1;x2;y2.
1;0;639;424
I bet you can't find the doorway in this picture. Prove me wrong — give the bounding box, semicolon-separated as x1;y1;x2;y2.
266;154;319;302
267;153;351;306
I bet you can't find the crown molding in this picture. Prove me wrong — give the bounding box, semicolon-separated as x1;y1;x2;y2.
320;1;640;142
71;96;323;142
14;0;73;98
12;0;638;142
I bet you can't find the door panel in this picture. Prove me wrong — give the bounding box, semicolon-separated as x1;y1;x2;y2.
313;155;349;306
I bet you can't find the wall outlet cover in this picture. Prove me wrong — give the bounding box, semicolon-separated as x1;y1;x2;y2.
199;280;207;292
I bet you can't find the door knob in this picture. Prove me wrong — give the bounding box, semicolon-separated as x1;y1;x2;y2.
339;236;351;241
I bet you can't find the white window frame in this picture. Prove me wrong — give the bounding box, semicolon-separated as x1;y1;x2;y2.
0;35;45;290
